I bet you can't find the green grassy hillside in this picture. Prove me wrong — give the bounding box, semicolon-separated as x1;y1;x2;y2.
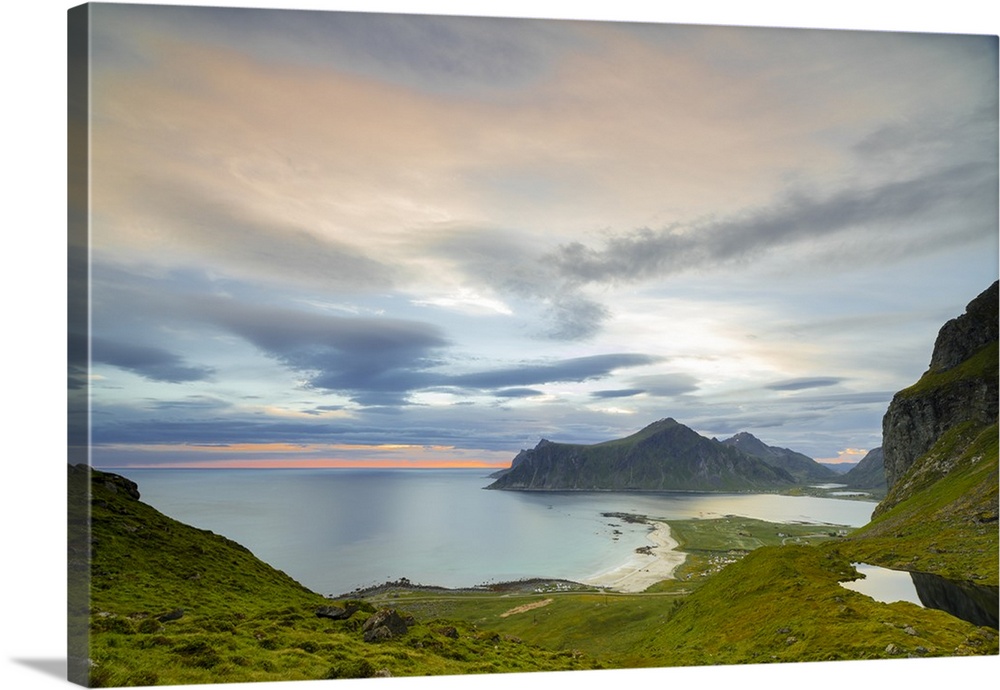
642;544;996;665
80;465;593;686
842;421;998;584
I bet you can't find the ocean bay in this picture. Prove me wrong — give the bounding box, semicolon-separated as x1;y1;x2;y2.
118;468;877;597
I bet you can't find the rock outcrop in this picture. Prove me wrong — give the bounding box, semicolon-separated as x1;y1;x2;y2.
362;609;412;642
95;469;141;501
929;281;999;372
880;281;998;491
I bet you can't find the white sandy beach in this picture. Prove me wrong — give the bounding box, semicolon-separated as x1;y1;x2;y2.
582;521;685;593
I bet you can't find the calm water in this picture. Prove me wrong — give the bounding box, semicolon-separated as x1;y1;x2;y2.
116;468;877;596
841;562;999;628
840;562;923;606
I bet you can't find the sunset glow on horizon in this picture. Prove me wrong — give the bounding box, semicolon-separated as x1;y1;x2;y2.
107;458;511;470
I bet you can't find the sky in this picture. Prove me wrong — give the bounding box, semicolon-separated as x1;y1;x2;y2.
70;1;999;470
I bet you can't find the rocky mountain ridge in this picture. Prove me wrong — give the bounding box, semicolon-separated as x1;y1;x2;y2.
486;418;799;492
720;431;838;482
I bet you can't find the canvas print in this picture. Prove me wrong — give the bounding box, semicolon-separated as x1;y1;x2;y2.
67;2;999;688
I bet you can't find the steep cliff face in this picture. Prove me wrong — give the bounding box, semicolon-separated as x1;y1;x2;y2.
845;282;998;582
881;281;998;491
929;281;999;372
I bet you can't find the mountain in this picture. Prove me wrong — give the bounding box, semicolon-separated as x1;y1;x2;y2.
819;462;856;475
485;418;797;492
845;281;998;583
720;431;838;482
840;446;886;492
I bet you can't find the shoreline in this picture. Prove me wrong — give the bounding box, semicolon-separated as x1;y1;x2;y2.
581;520;686;593
346;519;688;598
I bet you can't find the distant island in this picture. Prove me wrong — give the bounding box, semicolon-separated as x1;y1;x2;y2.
486;418;839;492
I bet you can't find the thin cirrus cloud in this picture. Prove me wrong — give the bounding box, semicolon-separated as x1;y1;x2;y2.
591;389;646;400
627;373;701;398
550;160;997;286
765;377;845;392
90;4;573;97
91;337;216;384
447;354;663;391
93;175;399;292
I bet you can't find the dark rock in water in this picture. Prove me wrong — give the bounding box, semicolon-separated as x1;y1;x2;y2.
316;603;358;620
157;608;184;622
362;609;410;642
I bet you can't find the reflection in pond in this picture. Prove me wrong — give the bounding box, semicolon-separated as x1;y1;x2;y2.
841;563;999;628
841;563;922;606
910;571;998;629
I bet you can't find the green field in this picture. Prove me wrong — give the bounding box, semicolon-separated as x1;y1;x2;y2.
662;516;850;589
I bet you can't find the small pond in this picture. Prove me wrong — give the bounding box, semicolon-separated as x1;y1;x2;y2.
841;562;998;629
841;562;923;606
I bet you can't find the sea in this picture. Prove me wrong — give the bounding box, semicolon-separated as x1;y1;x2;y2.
114;468;878;597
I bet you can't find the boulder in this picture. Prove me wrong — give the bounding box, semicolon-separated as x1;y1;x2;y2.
362;609;410;642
